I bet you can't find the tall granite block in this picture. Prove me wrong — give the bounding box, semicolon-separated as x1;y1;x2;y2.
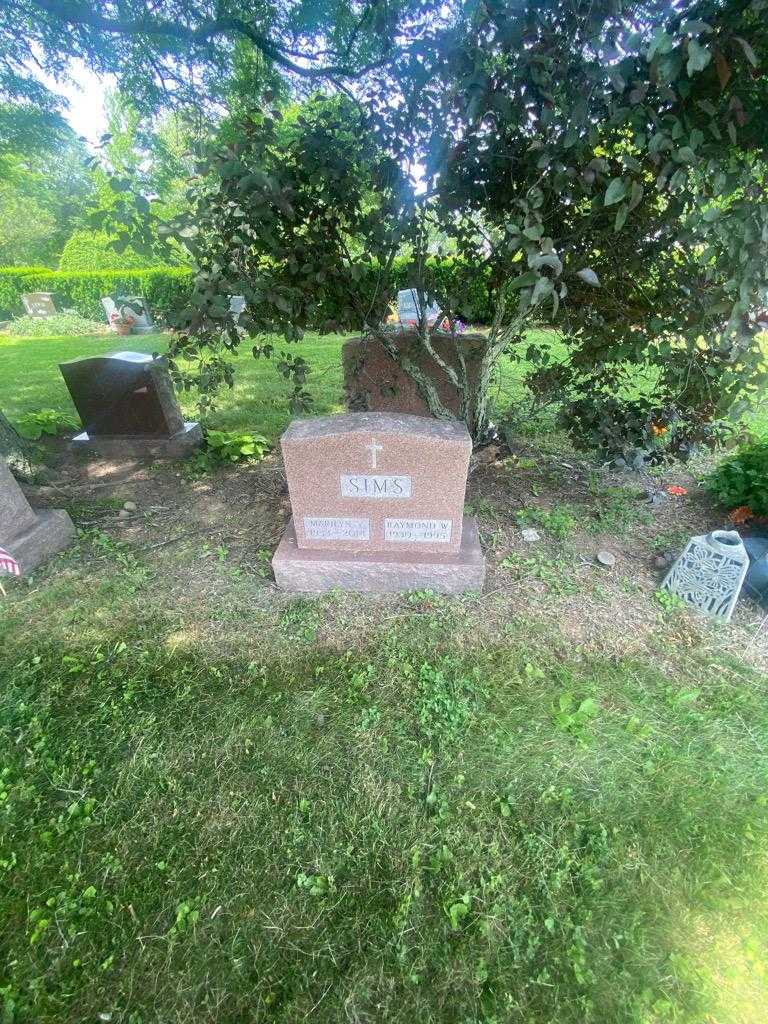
273;412;485;594
59;351;202;456
342;332;488;419
0;461;74;574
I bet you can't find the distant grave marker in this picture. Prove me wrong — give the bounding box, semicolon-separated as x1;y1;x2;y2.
21;293;57;318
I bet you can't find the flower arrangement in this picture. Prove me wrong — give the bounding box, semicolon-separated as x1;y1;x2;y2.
109;309;137;336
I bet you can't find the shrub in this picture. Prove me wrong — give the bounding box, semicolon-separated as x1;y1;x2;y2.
0;267;194;321
0;261;491;329
14;409;80;439
0;267;51;319
58;231;153;272
204;430;271;463
3;311;109;337
707;442;768;517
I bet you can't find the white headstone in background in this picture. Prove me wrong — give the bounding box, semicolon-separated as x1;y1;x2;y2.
396;289;440;325
102;295;154;334
21;293;57;318
662;529;749;622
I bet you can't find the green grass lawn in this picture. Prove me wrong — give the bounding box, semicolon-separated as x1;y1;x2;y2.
0;329;543;439
2;330;768;1021
1;560;767;1023
2;329;767;440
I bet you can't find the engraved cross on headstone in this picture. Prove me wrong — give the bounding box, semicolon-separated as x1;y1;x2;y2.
365;439;383;469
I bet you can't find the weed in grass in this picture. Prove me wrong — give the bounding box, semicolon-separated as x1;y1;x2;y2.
552;691;600;741
500;551;582;595
588;485;653;535
464;496;501;520
654;587;688;614
200;541;229;562
279;597;322;641
64;497;123;528
251;547;273;578
653;527;691;553
517;503;578;539
14;408;79;439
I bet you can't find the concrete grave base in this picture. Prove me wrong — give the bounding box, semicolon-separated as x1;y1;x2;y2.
4;509;76;574
272;516;485;594
70;422;203;458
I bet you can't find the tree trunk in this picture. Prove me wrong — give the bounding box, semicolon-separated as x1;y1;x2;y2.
0;411;33;461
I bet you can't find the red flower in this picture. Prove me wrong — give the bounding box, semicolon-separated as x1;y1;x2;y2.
666;485;688;496
728;505;752;524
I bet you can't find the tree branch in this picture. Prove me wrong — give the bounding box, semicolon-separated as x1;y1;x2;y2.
26;0;390;80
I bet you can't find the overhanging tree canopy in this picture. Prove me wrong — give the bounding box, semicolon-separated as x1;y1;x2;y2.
144;0;767;453
3;0;429;115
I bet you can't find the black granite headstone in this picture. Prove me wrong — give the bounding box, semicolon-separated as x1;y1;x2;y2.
59;352;201;455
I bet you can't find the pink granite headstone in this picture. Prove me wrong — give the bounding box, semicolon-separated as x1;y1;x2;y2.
272;412;485;594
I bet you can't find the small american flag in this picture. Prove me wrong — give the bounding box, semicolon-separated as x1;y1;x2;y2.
0;546;21;577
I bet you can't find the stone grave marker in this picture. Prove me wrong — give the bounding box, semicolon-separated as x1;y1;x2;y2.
0;460;74;574
396;288;440;326
342;331;488;419
101;295;155;334
59;351;202;457
21;292;57;317
272;412;485;593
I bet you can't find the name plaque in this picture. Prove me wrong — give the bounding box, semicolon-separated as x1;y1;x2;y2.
384;518;452;544
304;516;370;541
340;474;412;499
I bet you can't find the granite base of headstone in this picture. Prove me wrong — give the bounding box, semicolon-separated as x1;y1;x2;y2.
0;460;74;574
272;412;485;594
342;332;487;419
59;352;202;458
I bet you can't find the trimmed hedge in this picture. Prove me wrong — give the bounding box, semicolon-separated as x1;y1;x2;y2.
0;258;494;328
0;267;194;322
58;231;155;272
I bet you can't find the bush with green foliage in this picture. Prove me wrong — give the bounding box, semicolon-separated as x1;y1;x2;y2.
58;230;153;272
707;442;768;516
4;310;109;337
0;267;193;321
13;409;80;439
135;2;767;450
205;429;271;463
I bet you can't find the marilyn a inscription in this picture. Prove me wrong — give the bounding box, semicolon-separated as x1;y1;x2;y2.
304;516;370;541
272;412;485;593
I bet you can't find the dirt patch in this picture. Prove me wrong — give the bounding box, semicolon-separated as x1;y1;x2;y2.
15;434;768;671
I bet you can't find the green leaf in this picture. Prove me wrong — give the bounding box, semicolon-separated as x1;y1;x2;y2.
576;268;601;287
628;181;644;211
734;36;759;68
687;39;712;76
647;29;674;61
604;178;626;206
614;203;629;231
509;271;539;290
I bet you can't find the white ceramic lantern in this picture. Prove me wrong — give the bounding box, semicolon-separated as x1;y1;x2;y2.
662;529;749;622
